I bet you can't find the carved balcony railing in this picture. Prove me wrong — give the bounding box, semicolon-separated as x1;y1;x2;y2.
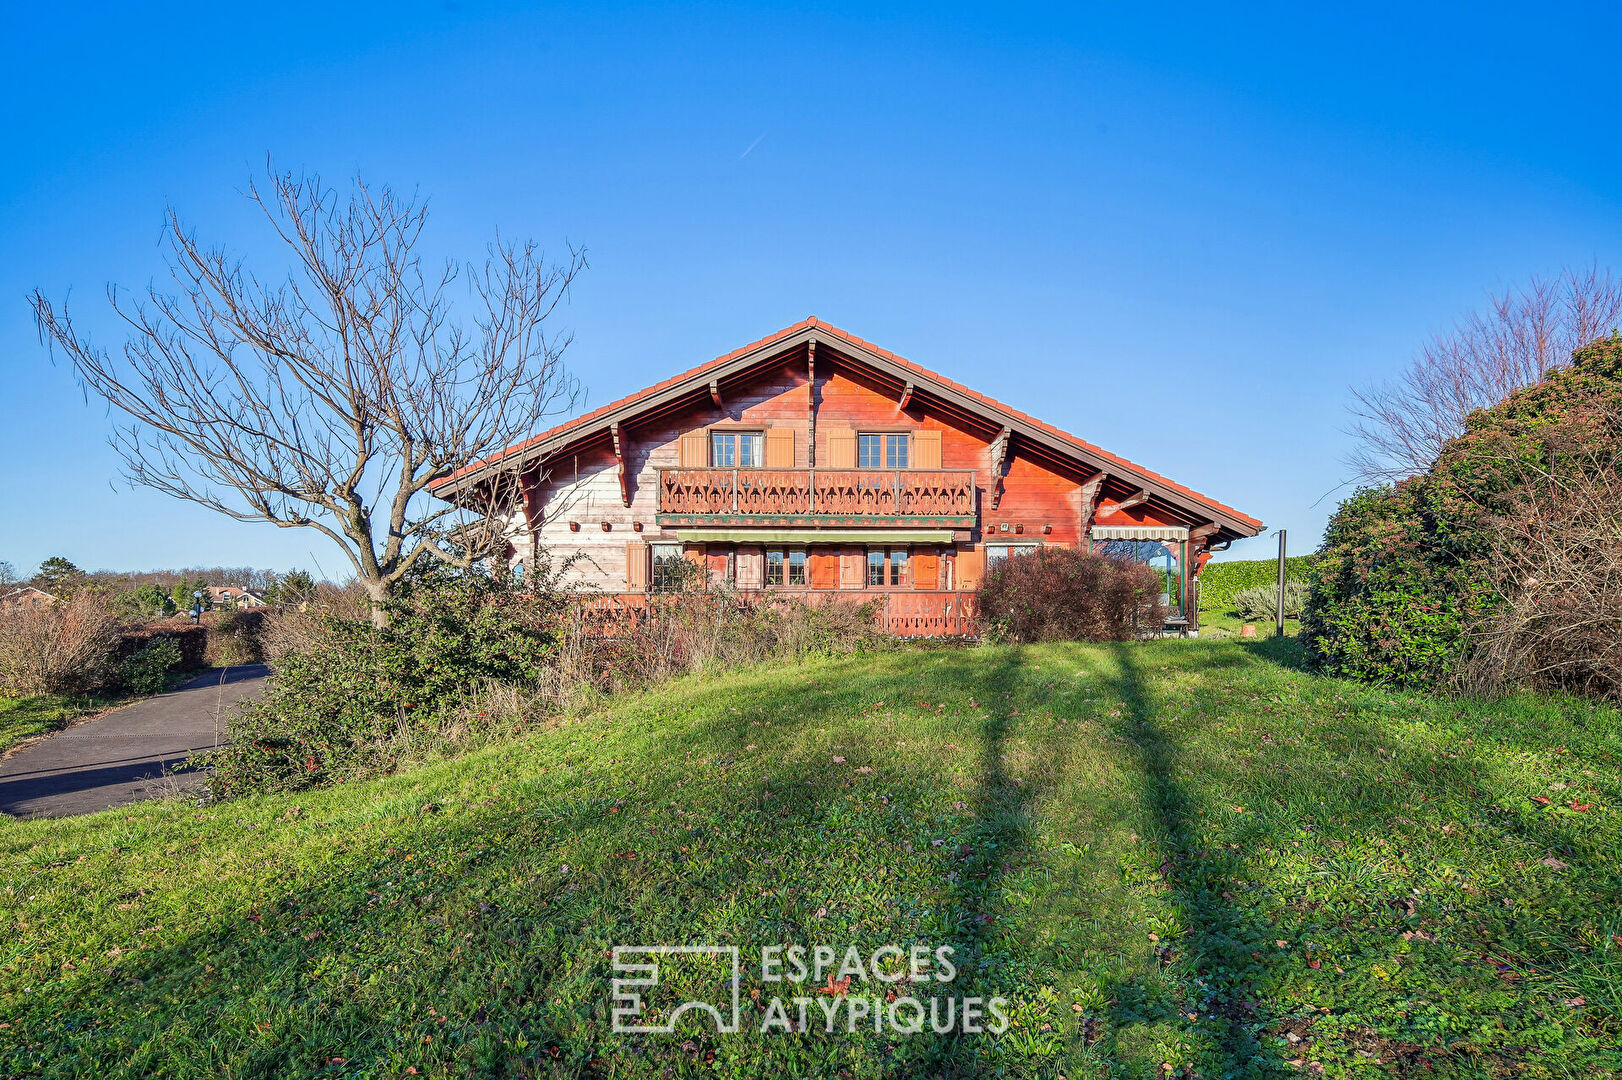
657;468;976;525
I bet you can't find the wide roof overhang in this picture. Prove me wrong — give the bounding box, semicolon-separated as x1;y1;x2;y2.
432;319;1264;545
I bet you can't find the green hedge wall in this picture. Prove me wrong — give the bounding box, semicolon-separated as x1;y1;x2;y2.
1198;555;1316;611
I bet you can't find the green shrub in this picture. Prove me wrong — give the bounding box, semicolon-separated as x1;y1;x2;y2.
118;636;183;695
204;609;263;666
979;547;1165;642
1198;555;1315;610
1303;335;1622;692
201;575;560;797
1231;579;1308;621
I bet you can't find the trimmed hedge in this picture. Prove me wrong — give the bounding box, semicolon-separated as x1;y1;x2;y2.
1198;556;1316;611
116;625;208;672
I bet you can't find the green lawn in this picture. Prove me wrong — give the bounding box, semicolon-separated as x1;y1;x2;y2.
2;640;1619;1078
0;692;130;756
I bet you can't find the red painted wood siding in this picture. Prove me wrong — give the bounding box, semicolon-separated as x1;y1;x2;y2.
525;349;1190;590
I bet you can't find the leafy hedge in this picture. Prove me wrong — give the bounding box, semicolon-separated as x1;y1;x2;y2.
1303;334;1622;690
1198;556;1315;610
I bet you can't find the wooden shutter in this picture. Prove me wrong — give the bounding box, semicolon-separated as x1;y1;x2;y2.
838;545;866;589
735;545;764;589
765;428;795;468
913;429;942;469
912;550;939;589
810;549;840;589
956;546;984;590
826;428;856;469
625;541;648;590
678;431;708;468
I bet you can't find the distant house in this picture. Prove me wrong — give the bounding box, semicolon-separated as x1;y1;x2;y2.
0;587;61;613
205;586;269;610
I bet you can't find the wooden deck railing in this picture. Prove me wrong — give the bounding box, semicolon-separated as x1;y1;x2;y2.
570;589;981;639
657;468;976;518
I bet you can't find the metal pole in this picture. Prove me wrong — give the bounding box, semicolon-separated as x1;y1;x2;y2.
1275;529;1287;637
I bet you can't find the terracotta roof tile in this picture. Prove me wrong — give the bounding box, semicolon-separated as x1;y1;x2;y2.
435;318;1261;531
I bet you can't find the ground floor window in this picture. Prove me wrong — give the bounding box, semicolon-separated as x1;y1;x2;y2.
867;548;909;587
985;543;1038;567
1095;538;1186;617
765;548;807;586
651;543;685;590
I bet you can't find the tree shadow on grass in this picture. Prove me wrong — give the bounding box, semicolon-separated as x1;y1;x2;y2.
1101;643;1290;1078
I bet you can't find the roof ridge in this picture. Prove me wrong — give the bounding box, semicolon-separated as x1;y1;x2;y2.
433;317;1261;530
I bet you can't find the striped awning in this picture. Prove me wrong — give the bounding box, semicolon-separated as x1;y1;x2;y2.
675;529;955;545
1090;524;1190;542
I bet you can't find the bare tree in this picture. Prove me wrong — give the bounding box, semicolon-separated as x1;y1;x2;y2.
1346;266;1622;482
32;168;584;626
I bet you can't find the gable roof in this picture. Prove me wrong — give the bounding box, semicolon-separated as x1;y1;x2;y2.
433;318;1263;539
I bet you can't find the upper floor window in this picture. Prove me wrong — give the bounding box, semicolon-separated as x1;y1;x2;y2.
858;432;909;469
711;431;763;468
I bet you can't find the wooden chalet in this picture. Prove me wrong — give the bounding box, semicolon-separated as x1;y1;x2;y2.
434;318;1263;635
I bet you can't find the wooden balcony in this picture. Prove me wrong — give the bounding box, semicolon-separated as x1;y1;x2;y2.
656;468;977;527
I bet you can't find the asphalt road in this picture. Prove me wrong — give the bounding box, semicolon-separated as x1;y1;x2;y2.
0;664;270;819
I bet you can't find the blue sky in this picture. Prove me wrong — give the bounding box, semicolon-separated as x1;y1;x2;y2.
4;2;1621;577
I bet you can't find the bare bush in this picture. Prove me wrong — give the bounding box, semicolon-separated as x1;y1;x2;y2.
1463;448;1622;702
535;588;888;714
979;548;1166;643
0;595;123;695
1348;267;1622;482
258;580;371;662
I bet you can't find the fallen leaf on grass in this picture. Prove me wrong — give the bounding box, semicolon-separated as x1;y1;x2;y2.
819;974;852;996
1569;801;1593;812
1532;796;1552;806
1540;857;1568;870
1565;997;1586;1007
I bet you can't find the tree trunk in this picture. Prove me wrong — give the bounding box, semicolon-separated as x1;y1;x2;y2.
366;581;391;629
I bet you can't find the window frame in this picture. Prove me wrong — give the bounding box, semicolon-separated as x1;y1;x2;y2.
710;429;765;468
856;431;910;469
764;548;808;587
865;547;912;588
984;543;1040;569
650;543;686;591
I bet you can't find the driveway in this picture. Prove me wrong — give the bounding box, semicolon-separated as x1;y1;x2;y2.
0;664;270;819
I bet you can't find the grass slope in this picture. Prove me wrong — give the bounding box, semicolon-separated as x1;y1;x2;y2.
3;641;1620;1079
0;692;131;756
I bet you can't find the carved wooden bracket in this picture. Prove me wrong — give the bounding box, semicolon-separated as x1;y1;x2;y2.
990;426;1012;509
1115;488;1150;513
897;380;915;413
709;380;724;410
611;422;631;507
1079;474;1106;530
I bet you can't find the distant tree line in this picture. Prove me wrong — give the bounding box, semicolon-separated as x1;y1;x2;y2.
1;556;317;619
